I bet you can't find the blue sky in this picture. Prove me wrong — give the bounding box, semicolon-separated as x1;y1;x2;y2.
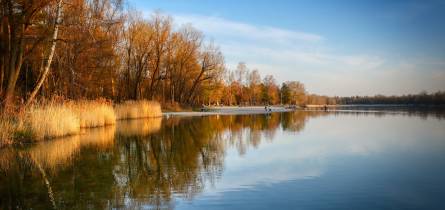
127;0;445;96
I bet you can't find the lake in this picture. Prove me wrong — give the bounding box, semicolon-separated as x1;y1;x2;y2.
1;110;445;209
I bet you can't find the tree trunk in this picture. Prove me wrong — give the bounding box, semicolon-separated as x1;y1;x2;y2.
3;15;25;109
25;0;63;106
187;69;204;103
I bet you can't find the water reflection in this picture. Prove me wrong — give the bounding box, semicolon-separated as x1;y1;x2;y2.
0;110;444;209
116;118;162;137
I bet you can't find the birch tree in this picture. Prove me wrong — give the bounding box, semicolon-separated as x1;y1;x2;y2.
25;0;63;106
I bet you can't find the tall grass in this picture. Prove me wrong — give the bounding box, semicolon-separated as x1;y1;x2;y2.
26;104;81;140
115;100;162;120
70;100;116;128
0;116;15;148
22;100;117;140
0;100;161;145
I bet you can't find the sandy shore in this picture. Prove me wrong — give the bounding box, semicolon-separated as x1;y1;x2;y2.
163;106;294;117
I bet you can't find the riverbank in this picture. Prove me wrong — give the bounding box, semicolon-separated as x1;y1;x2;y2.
0;100;162;148
164;106;295;117
163;104;445;117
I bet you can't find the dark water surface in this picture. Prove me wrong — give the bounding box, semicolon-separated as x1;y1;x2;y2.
1;111;445;209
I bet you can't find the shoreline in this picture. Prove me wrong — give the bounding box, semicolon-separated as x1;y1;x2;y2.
305;104;445;108
163;104;445;117
163;106;294;117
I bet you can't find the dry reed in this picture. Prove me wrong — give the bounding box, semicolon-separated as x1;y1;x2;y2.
1;99;161;144
25;104;80;140
0;117;15;147
115;100;162;120
70;100;116;128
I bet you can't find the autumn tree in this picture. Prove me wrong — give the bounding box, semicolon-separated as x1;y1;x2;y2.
286;81;306;105
0;1;329;110
246;69;261;105
186;41;224;104
0;0;57;108
261;75;279;105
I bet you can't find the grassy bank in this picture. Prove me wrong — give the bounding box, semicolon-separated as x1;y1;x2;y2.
115;100;162;119
69;100;116;128
0;100;162;148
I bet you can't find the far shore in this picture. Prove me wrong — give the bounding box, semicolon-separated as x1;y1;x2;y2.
163;106;294;117
163;104;445;117
305;104;445;108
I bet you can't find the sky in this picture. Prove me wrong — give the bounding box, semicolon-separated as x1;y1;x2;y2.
127;0;445;96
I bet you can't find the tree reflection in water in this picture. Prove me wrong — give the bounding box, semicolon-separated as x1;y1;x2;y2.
0;112;327;209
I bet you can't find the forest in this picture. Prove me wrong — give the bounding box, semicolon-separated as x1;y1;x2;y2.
3;0;442;111
0;0;311;111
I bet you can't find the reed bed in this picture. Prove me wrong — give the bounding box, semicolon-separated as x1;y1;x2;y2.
0;100;161;145
25;104;81;140
0;117;16;148
115;100;162;120
70;100;116;128
18;100;116;140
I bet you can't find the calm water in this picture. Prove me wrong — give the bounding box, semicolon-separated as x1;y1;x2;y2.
1;111;445;209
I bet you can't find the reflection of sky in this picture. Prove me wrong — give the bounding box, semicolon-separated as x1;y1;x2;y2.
176;113;445;209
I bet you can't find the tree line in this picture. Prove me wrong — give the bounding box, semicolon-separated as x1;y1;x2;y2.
335;91;445;105
1;0;443;111
0;0;307;109
0;0;222;109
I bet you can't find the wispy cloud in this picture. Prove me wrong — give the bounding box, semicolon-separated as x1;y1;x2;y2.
173;14;324;43
169;13;396;96
141;11;444;96
172;13;385;71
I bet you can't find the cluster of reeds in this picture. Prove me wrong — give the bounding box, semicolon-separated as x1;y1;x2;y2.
0;116;16;148
69;100;116;128
25;103;81;140
115;100;162;120
0;100;162;147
